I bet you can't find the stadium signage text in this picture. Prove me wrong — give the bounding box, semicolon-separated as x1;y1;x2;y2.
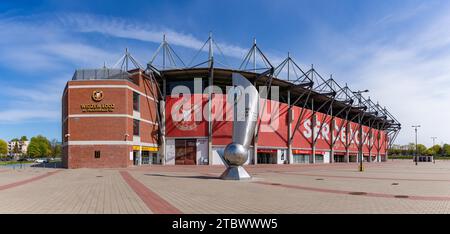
80;104;115;112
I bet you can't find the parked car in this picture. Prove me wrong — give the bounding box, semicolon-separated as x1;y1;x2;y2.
35;159;49;163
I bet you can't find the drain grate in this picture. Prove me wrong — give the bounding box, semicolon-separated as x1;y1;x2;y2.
349;192;368;195
394;195;409;198
316;178;324;181
391;183;399;185
271;183;281;186
96;176;103;178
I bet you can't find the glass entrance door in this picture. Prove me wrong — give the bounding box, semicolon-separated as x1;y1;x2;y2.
175;139;197;165
257;153;276;164
133;151;139;165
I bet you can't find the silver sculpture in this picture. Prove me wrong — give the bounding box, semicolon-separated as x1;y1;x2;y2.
219;73;259;180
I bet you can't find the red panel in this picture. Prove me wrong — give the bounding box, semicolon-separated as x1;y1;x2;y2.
314;112;332;150
257;99;289;148
291;106;313;148
166;94;208;138
211;94;233;145
332;118;347;152
165;93;389;155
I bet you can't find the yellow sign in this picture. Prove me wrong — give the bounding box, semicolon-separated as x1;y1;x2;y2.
80;104;115;112
133;146;141;150
132;146;159;152
142;146;158;152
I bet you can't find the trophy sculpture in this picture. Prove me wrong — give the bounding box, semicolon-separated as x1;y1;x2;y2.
219;73;259;180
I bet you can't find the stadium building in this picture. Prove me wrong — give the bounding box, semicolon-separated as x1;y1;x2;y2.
62;36;401;168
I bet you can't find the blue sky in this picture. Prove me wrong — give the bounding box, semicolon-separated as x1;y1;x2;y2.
1;0;450;146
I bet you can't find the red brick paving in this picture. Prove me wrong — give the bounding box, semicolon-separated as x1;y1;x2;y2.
254;181;450;201
0;170;60;191
126;162;388;174
120;171;182;214
279;172;450;182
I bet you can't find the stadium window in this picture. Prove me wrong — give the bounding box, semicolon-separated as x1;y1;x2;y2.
94;151;101;159
133;92;140;111
133;119;140;136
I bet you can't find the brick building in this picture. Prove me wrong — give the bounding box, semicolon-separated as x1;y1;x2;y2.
62;68;159;168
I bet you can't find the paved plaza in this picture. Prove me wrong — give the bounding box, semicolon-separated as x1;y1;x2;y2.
1;160;450;213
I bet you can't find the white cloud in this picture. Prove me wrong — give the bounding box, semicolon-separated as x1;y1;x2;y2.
0;13;282;125
0;15;118;72
56;13;286;65
0;109;59;123
0;76;68;124
316;3;450;146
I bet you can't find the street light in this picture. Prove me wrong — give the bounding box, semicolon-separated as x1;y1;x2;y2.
353;90;369;172
412;125;421;165
431;136;437;164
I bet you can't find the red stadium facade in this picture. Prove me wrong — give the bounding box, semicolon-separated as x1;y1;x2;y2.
62;36;400;168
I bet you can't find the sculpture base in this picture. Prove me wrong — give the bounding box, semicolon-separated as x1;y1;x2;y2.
220;166;251;180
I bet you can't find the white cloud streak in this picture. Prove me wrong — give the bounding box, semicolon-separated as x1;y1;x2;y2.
317;3;450;146
0;13;283;125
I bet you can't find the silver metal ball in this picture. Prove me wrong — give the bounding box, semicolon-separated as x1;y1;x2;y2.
223;143;248;166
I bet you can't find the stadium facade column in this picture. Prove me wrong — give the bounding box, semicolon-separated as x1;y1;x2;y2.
345;122;350;163
358;115;363;165
160;99;166;165
287;90;293;164
161;77;167;165
207;33;214;165
330;118;335;163
311;99;316;164
368;128;373;163
385;136;389;162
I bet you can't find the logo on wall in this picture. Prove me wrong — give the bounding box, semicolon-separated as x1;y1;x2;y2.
92;90;104;102
173;103;201;131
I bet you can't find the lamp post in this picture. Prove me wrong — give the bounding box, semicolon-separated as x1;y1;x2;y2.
412;125;421;165
353;90;369;172
431;136;437;163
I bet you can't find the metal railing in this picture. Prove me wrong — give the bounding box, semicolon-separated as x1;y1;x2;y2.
72;68;131;81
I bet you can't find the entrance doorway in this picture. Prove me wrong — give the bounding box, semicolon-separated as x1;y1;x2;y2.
133;151;139;165
175;139;197;165
142;151;150;165
257;153;277;164
334;154;345;163
293;154;309;164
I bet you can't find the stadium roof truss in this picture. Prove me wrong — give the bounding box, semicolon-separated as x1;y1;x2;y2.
84;34;402;150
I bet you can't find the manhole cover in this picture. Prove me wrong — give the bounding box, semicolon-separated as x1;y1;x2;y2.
96;176;103;178
349;192;367;195
394;195;409;198
316;178;324;181
391;183;399;185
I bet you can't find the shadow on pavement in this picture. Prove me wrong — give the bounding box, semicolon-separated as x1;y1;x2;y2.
144;173;219;180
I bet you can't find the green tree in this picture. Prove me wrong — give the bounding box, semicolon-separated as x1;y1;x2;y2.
424;148;435;156
27;135;51;158
443;144;450;156
407;143;415;155
50;139;62;158
0;139;7;157
417;144;427;155
13;143;20;154
430;145;442;156
20;136;28;141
